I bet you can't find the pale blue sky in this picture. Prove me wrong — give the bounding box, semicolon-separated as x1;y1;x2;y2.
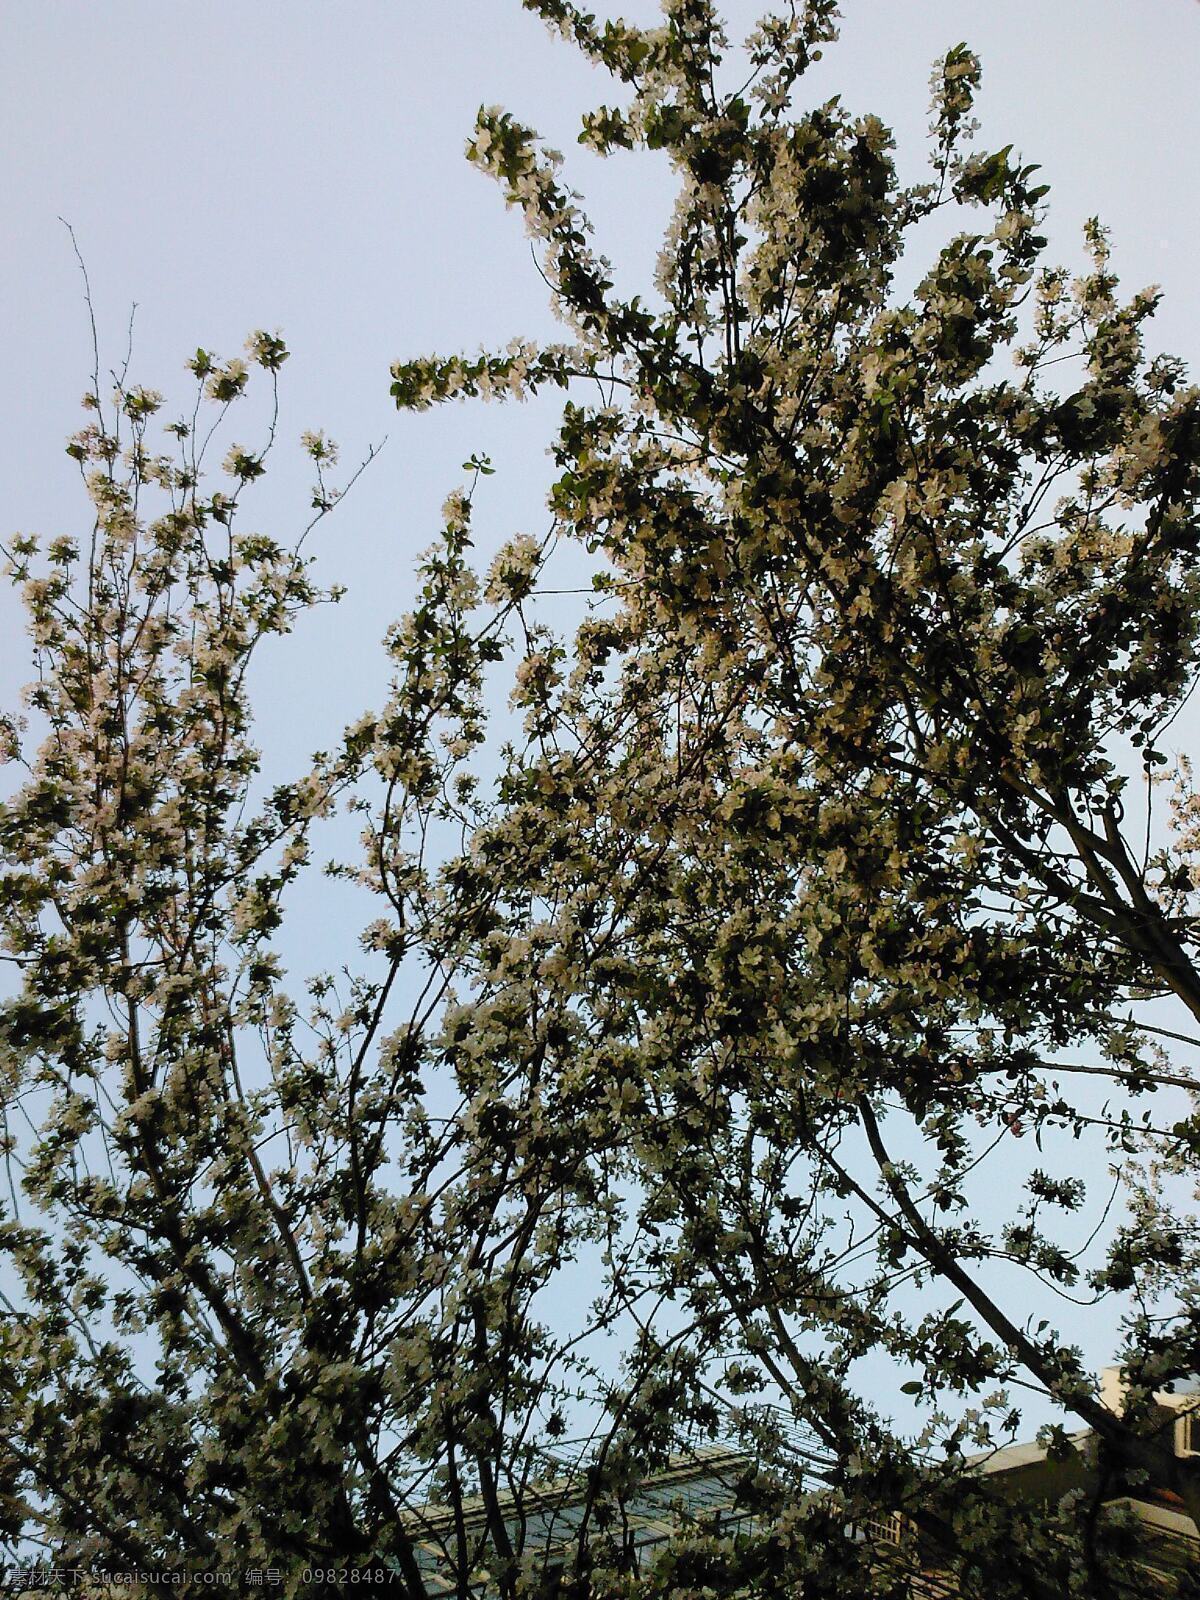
5;0;1197;969
3;2;1199;778
2;0;1199;1429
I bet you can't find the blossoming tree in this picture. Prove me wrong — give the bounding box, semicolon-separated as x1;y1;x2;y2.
3;2;1200;1595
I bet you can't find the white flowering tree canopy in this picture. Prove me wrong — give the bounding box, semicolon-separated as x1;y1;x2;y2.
3;2;1200;1596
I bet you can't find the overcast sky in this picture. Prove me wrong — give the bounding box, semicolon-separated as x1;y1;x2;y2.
3;0;1199;1419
